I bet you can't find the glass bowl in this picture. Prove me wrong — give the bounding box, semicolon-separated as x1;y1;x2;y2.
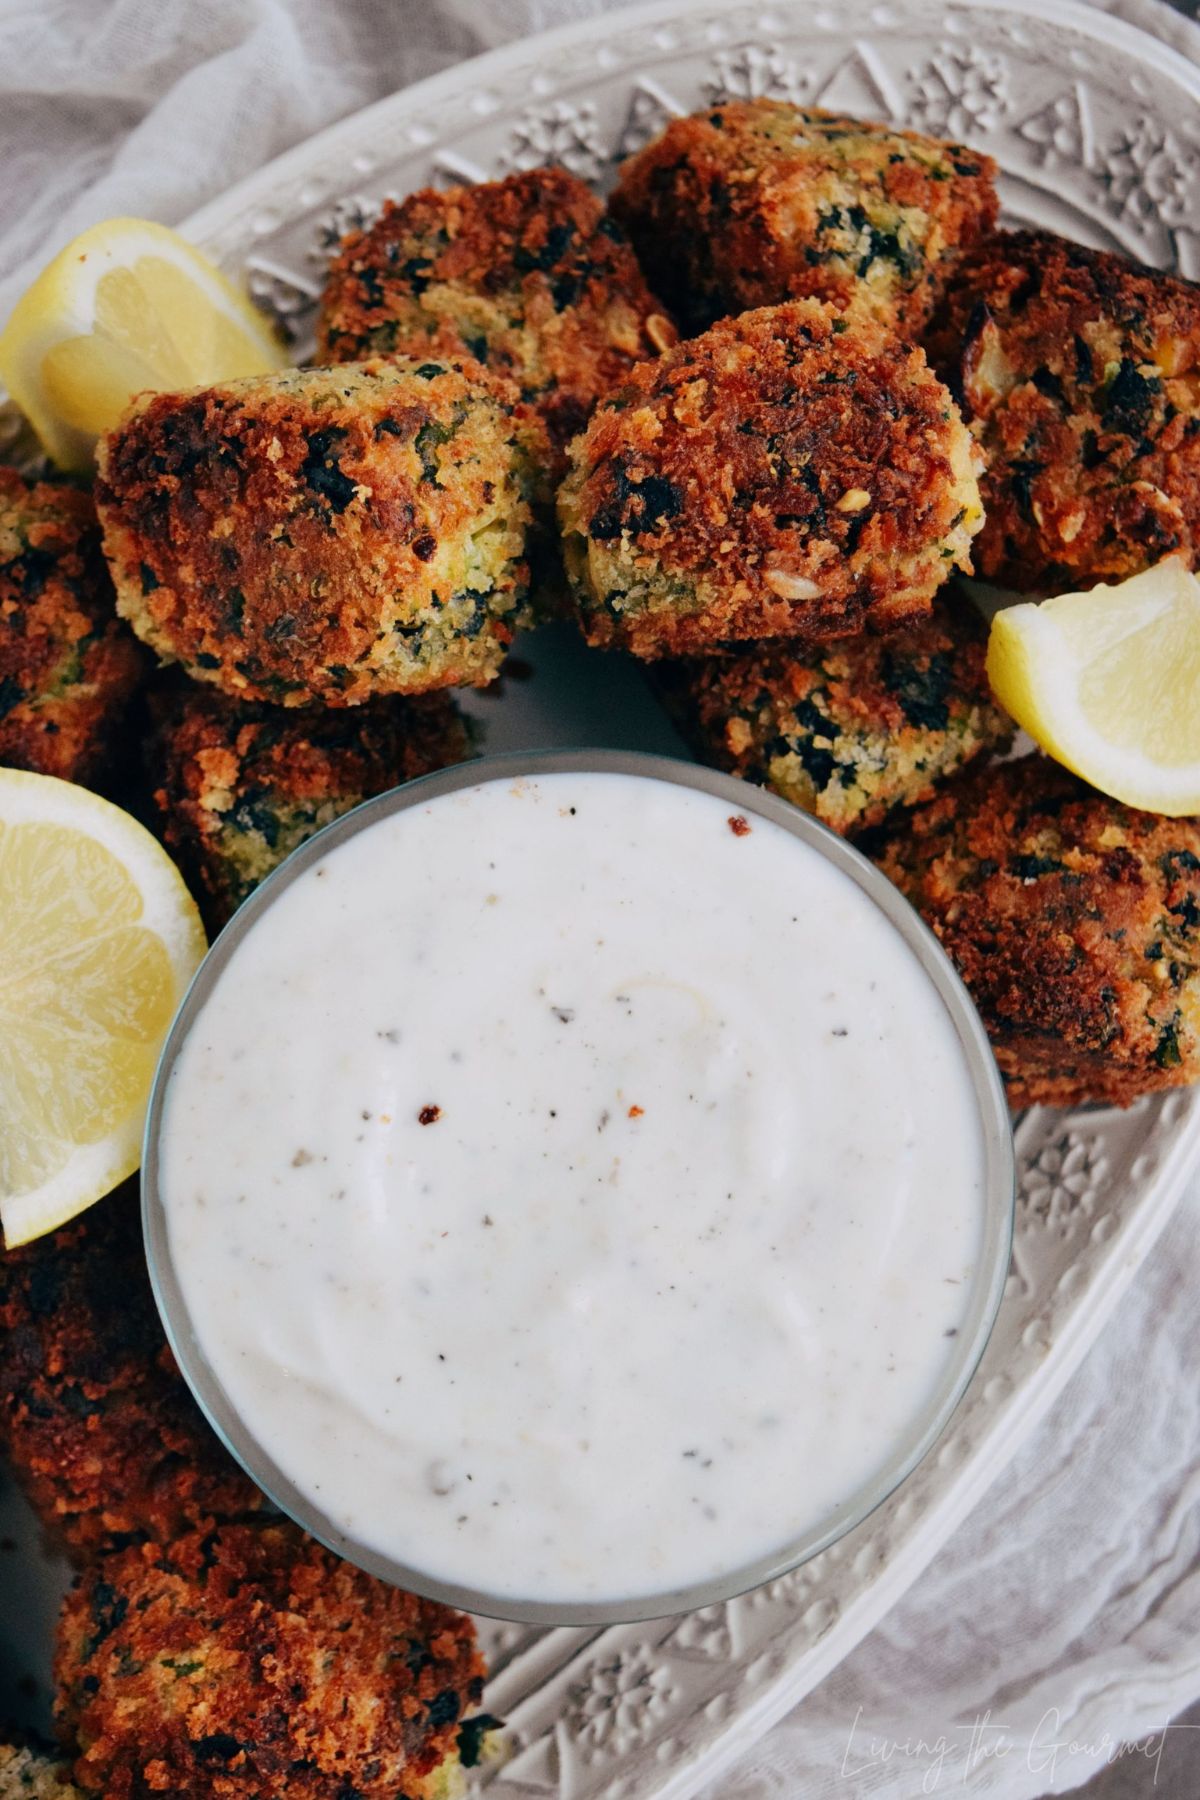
142;749;1015;1626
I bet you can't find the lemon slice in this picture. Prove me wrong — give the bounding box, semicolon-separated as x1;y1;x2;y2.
0;770;206;1246
987;556;1200;816
0;217;287;473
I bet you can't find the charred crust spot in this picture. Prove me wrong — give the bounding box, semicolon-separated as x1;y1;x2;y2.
194;1733;244;1764
588;463;683;541
0;674;25;720
512;219;576;275
12;547;58;596
458;1714;502;1768
1102;357;1159;436
426;1688;462;1728
301;428;358;513
881;649;953;732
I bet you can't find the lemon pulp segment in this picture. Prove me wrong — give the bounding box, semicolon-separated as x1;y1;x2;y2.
987;557;1200;815
0;218;287;471
0;771;205;1245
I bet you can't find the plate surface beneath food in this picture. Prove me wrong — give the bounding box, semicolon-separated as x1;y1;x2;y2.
5;2;1200;1795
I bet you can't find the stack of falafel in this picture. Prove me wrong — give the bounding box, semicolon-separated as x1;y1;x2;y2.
5;93;1200;1797
592;102;1200;1113
6;105;1200;1114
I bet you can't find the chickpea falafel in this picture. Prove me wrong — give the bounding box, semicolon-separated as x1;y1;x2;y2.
148;682;473;929
655;592;1011;837
876;755;1200;1108
924;229;1200;590
558;299;983;658
0;1185;261;1561
96;359;539;706
0;470;144;785
318;169;676;482
609;100;998;337
54;1521;491;1800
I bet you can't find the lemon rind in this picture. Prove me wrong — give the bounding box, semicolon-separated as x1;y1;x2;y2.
987;571;1200;817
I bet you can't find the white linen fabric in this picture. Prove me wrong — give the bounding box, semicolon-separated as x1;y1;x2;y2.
1;2;1198;1795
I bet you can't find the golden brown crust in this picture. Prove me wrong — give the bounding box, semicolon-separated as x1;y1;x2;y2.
654;592;1011;836
876;756;1200;1108
318;169;676;482
558;299;982;657
54;1522;486;1800
96;361;538;706
924;229;1200;590
609;100;997;337
148;681;473;929
0;469;145;784
0;1187;261;1561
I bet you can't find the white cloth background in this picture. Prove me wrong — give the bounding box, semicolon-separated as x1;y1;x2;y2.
2;1;1199;1795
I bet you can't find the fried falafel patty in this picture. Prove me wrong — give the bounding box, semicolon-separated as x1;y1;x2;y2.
149;683;473;927
96;360;538;706
609;101;997;337
0;470;144;784
0;1745;85;1800
558;299;983;657
318;169;676;481
655;593;1011;836
877;756;1200;1108
925;230;1200;589
55;1522;492;1800
0;1186;260;1560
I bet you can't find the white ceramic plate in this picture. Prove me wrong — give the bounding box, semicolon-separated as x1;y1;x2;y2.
5;3;1200;1796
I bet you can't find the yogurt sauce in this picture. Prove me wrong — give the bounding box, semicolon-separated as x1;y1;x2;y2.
158;769;987;1608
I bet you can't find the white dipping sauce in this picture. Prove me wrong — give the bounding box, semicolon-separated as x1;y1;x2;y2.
160;771;986;1607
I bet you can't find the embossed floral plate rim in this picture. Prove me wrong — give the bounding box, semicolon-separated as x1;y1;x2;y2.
179;0;1200;259
5;1;1200;1794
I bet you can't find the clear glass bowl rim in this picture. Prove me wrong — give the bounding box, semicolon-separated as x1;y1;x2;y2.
142;747;1016;1627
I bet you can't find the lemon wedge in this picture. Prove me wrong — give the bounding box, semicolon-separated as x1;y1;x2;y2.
0;770;206;1246
0;217;287;473
987;556;1200;817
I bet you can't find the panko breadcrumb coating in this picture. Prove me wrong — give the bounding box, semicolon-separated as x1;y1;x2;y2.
0;1185;260;1560
149;683;473;928
0;470;144;784
0;1744;84;1800
655;593;1011;837
877;756;1200;1108
96;359;539;706
55;1522;492;1800
558;299;983;658
318;169;676;481
609;101;997;337
924;230;1200;590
